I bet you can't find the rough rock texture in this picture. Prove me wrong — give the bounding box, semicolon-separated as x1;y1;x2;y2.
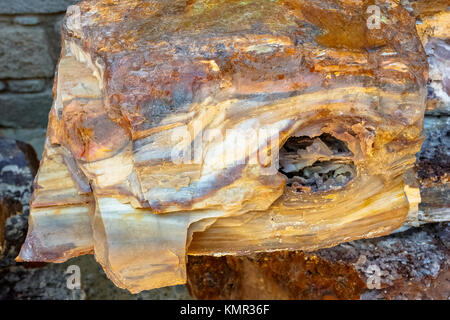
0;129;47;160
187;222;449;300
16;0;432;293
0;137;38;253
0;138;39;205
0;254;192;300
0;199;22;254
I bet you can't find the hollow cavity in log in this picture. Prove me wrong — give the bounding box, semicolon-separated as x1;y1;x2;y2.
279;134;355;193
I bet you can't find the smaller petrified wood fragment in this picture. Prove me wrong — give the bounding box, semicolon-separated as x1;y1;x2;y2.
406;0;450;225
18;0;431;293
0;138;38;253
0;200;17;253
412;0;450;115
415;117;450;224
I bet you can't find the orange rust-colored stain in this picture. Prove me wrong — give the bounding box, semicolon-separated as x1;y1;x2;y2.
187;251;366;300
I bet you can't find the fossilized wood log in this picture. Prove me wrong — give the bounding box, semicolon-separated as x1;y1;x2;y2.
18;0;432;293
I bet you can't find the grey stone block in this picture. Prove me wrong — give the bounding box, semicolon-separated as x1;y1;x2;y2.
7;79;46;93
0;89;52;128
0;25;54;79
13;16;40;26
0;0;79;14
0;81;5;91
0;16;11;23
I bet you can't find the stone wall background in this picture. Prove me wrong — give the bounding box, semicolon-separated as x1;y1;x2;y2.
0;0;79;157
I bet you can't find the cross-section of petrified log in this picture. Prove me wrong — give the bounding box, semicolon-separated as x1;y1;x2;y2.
18;0;430;293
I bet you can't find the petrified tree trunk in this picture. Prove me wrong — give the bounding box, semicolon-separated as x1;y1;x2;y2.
17;0;435;293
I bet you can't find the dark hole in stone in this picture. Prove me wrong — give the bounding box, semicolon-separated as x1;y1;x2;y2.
278;133;355;193
319;133;350;154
